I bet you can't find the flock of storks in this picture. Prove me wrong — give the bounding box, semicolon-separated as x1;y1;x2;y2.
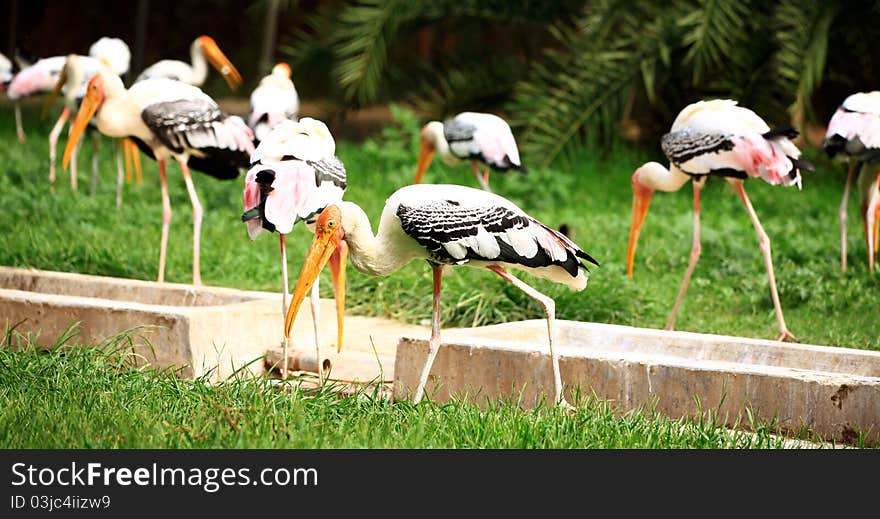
1;34;877;407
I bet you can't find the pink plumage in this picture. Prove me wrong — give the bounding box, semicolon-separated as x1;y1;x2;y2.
731;134;795;186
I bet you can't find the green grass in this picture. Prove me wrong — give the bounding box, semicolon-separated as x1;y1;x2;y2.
0;336;796;449
1;104;877;349
0;104;874;449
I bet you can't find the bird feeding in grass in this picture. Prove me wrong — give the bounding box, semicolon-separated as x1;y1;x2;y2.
823;91;880;272
414;112;526;192
283;184;598;407
248;62;299;144
242;118;346;382
63;72;255;285
627;99;812;342
135;35;242;90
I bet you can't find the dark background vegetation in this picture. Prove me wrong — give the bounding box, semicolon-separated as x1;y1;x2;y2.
5;1;880;162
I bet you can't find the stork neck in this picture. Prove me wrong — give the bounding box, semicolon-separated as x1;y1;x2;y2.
642;163;691;192
190;39;208;86
425;121;453;164
340;201;416;277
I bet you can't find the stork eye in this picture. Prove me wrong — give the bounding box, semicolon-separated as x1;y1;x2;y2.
327;221;335;228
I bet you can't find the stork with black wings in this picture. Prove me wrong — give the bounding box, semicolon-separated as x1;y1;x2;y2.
63;72;255;285
282;183;598;408
627;99;813;342
242;118;346;381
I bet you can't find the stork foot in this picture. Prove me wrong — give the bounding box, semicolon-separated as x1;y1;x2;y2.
776;330;799;343
557;399;576;414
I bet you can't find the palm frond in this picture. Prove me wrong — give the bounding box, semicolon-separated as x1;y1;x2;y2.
679;0;751;84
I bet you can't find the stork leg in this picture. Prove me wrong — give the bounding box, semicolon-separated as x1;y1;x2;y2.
15;103;26;144
488;265;572;409
90;131;100;196
867;173;880;272
840;161;857;273
734;181;797;342
471;161;492;193
309;277;324;384
114;140;124;209
280;233;290;379
177;158;203;285
124;138;134;184
157;159;171;283
413;265;444;404
482;167;491;186
48;108;70;185
666;181;702;331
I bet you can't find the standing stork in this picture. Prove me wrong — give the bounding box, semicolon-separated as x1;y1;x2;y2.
283;184;598;408
414;112;526;192
62;72;255;285
627;99;812;342
823;91;880;272
135;35;242;91
248;62;299;144
242;118;346;382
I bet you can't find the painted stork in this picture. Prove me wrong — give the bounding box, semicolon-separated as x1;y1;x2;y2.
248;63;299;144
823;91;880;272
242;117;346;381
0;52;12;89
414;112;527;192
283;184;598;407
135;35;242;91
627;99;812;342
62;72;255;285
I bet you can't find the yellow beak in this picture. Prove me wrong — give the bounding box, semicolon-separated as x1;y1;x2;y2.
413;137;435;184
626;180;654;278
63;84;101;170
200;37;242;90
284;219;347;353
41;63;68;120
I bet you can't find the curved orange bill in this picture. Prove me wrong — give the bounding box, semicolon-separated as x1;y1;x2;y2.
413;137;434;184
62;83;102;170
626;182;654;278
41;63;68;119
283;224;345;350
201;38;242;90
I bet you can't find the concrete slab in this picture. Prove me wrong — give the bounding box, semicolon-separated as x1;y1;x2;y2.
394;320;880;445
0;267;425;382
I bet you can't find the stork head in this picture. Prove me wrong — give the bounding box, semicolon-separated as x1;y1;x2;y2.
626;163;660;278
414;121;442;184
198;35;242;90
272;62;292;78
63;73;109;170
284;206;349;353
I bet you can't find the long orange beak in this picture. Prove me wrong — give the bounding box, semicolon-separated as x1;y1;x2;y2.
41;62;68;119
413;137;435;184
328;241;348;352
284;208;346;351
63;81;102;170
200;36;242;90
626;179;654;278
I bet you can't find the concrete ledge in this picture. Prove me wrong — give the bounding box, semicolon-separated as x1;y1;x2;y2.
394;320;880;445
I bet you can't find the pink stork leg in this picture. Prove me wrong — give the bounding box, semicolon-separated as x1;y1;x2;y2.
157;159;172;283
666;181;703;330
866;173;880;272
734;181;797;342
48;108;70;184
177;157;203;285
114;139;124;209
488;265;572;409
471;161;492;193
90;131;100;196
15;102;26;144
840;161;857;273
413;265;444;404
280;233;290;378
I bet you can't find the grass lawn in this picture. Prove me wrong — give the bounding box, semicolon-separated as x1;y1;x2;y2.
0;104;876;448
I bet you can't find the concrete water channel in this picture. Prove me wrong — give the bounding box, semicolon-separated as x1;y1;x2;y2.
2;267;877;445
